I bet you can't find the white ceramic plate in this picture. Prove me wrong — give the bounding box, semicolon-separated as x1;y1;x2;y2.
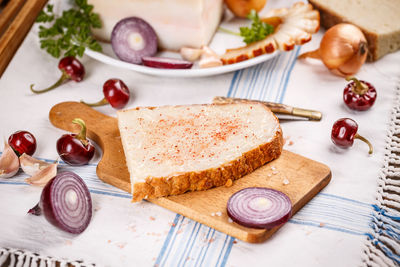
84;18;280;78
85;48;279;78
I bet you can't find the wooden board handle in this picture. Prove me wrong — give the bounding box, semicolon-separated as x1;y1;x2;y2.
49;101;116;147
49;101;131;193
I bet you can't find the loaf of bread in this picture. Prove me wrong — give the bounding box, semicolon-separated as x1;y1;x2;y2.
117;103;283;202
308;0;400;61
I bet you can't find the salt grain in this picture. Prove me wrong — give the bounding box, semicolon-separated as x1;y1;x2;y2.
283;178;290;185
216;211;222;217
228;218;233;223
272;170;278;175
271;166;276;170
211;212;215;216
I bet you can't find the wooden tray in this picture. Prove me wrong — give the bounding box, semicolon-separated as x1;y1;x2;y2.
0;0;48;77
49;101;331;243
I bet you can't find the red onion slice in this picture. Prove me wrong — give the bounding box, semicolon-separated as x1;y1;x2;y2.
30;171;92;234
142;56;193;69
227;187;292;229
111;17;158;64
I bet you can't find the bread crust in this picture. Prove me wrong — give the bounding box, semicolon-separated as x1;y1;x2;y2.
131;126;283;202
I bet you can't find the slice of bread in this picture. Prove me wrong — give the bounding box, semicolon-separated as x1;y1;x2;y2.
308;0;400;61
117;103;283;202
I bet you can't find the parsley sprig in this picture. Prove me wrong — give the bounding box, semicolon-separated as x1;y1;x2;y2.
239;10;274;45
36;0;102;58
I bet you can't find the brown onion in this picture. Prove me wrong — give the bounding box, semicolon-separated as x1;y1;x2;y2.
299;23;368;76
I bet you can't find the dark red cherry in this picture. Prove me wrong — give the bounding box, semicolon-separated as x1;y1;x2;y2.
331;118;373;154
30;56;85;94
81;79;130;109
8;130;37;156
343;77;377;111
58;56;85;82
56;118;95;166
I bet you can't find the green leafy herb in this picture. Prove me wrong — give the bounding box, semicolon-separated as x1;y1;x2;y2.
36;0;102;58
239;10;274;45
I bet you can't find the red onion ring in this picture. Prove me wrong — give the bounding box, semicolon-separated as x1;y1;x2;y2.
227;187;292;229
111;17;158;64
29;171;92;234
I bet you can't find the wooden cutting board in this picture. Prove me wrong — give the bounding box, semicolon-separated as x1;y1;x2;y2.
49;101;331;243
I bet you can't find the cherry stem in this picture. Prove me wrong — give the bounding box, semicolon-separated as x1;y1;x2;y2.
30;72;69;94
218;27;241;36
298;49;320;60
27;203;41;216
355;133;373;155
72;118;89;146
346;76;368;95
80;98;109;107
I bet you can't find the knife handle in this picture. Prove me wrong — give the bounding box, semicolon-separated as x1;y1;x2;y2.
213;96;322;121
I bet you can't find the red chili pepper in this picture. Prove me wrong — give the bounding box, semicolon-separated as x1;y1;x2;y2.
331;118;373;154
30;56;85;94
343;77;377;111
81;78;130;109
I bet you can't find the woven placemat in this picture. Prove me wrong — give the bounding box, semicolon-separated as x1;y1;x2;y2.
361;82;400;267
0;247;96;267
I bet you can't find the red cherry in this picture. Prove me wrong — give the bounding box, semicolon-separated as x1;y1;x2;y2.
56;118;95;166
30;56;85;94
331;118;373;154
343;77;377;111
58;56;85;82
81;79;130;109
8;130;37;156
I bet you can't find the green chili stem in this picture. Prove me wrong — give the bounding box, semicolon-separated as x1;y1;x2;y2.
355;133;373;155
80;98;109;107
72;118;88;146
346;76;368;95
30;72;69;94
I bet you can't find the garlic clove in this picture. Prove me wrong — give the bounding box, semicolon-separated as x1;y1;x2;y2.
25;162;57;186
198;46;222;68
0;141;20;178
20;153;51;176
199;57;223;68
180;47;203;62
201;46;219;58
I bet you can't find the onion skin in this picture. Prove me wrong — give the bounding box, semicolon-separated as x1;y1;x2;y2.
225;0;267;18
299;23;368;76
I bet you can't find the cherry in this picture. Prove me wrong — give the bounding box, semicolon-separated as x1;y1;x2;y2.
30;56;85;94
331;118;373;154
8;130;37;156
343;77;377;111
56;118;95;166
81;79;130;109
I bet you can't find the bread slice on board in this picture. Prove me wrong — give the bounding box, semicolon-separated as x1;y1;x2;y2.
117;103;283;202
308;0;400;61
